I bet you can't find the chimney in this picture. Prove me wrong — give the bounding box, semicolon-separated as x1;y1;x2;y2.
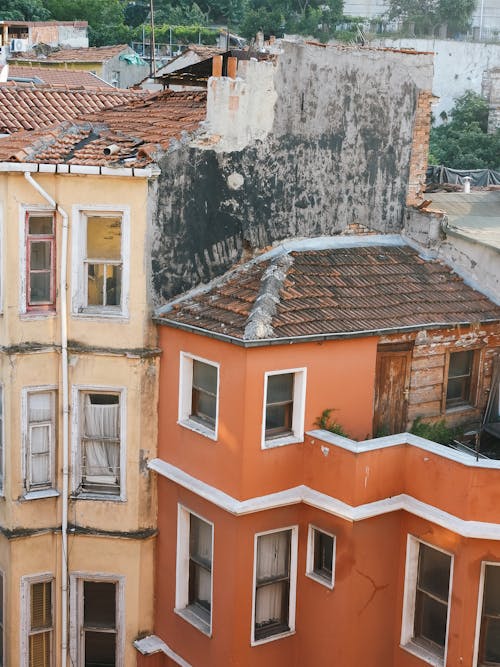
227;56;237;79
463;176;472;194
212;55;223;78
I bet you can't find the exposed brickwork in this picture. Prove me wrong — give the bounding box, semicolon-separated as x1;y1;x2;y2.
407;90;434;206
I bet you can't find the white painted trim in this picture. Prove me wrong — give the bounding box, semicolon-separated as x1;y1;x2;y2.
261;368;307;449
21;385;58;493
175;504;214;636
18;204;55;315
251;525;298;646
305;524;336;589
133;635;192;666
20;572;54;667
472;560;500;667
69;572;125;667
400;536;453;667
0;162;157;177
70;205;130;320
178;352;220;441
71;385;127;501
0;385;4;498
149;459;500;540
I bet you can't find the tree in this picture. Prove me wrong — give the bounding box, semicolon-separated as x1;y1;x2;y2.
387;0;475;36
429;91;500;170
44;0;129;45
0;0;50;21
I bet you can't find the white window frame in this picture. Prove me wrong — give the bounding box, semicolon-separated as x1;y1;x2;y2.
261;368;307;449
175;504;214;637
22;386;57;497
306;524;336;589
19;204;55;317
69;572;125;667
178;353;220;441
400;535;454;667
71;205;130;319
251;525;298;646
20;572;54;667
71;385;127;501
473;561;500;667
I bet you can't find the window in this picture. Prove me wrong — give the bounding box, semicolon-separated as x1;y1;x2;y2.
22;576;54;667
75;390;123;497
176;506;213;635
262;369;306;448
477;563;500;666
446;350;478;409
306;526;335;588
70;576;122;667
401;537;453;665
252;527;298;644
72;208;129;318
25;390;56;492
178;354;219;439
25;213;55;311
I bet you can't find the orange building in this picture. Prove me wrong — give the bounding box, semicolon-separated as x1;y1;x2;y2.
136;237;500;667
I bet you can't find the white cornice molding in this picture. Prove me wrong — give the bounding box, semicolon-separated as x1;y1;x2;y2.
148;458;500;541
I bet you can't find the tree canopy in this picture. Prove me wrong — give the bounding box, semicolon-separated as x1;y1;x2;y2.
387;0;475;35
429;91;500;170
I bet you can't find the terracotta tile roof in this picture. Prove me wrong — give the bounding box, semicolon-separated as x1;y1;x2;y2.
8;66;112;88
0;82;145;134
0;89;207;167
157;241;500;343
11;44;131;63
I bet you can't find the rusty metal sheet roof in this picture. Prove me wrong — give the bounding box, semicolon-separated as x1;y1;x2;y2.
157;241;500;344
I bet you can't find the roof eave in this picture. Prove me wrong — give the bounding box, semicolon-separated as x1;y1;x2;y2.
152;317;500;348
0;162;160;178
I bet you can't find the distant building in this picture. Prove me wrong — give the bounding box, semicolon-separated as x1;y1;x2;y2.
0;20;88;63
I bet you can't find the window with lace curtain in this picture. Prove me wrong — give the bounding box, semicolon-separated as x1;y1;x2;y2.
77;391;122;497
175;506;213;635
252;527;298;644
25;390;56;492
22;576;53;667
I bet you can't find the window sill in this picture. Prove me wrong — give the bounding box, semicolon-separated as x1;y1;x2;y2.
305;571;334;589
251;629;295;647
445;404;476;414
70;492;125;502
178;419;217;442
175;606;211;637
20;311;57;320
22;489;59;501
72;310;128;322
400;641;444;666
262;434;303;450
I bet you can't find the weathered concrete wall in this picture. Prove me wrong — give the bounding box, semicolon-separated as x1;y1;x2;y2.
152;42;433;302
374;37;500;123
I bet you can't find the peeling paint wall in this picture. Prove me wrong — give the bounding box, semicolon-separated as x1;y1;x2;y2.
152;42;434;303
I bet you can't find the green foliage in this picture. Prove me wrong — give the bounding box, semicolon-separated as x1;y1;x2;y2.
388;0;475;35
154;3;207;25
314;409;349;438
0;0;50;21
134;23;218;44
429;91;500;170
44;0;128;45
410;417;456;445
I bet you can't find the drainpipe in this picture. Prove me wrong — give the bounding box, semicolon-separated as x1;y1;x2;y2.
24;172;69;667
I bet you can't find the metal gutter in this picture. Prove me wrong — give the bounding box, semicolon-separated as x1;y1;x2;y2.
24;172;70;667
0;162;160;178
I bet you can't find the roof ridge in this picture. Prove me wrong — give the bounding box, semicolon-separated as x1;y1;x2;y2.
244;253;293;340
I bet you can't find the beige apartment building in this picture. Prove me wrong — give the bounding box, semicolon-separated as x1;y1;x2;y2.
0;168;159;665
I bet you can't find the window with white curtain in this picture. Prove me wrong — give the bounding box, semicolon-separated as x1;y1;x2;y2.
79;392;121;496
175;506;213;635
253;527;298;643
26;391;56;492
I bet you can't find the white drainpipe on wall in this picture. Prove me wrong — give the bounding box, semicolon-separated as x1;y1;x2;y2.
24;172;70;667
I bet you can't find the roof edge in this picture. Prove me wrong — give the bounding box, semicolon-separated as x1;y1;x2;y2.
0;162;160;178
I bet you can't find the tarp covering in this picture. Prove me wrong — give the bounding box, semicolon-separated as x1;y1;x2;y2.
119;53;147;66
427;166;500;186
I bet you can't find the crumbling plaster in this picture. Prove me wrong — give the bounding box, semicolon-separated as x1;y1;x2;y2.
151;42;433;303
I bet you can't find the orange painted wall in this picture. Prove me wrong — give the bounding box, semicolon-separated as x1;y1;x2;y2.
148;476;500;667
157;327;378;500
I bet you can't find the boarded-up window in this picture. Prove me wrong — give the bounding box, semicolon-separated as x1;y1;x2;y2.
29;580;53;667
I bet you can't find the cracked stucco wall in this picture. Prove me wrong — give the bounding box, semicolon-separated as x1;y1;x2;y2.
151;41;434;303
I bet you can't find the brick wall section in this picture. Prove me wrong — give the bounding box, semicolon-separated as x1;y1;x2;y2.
406;91;434;206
